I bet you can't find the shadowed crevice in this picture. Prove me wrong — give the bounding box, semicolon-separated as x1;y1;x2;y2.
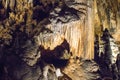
38;39;71;68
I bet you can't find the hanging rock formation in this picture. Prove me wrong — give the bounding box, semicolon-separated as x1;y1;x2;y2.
0;0;94;60
94;0;120;42
0;0;120;80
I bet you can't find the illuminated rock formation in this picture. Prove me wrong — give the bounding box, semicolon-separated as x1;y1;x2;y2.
0;0;120;80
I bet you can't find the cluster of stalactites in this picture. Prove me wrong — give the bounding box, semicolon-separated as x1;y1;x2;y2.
1;0;33;10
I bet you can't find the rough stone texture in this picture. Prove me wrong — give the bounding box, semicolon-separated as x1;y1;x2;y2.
4;54;42;80
0;0;94;60
0;0;120;80
94;29;120;80
94;0;120;42
20;39;41;66
93;1;120;79
63;60;100;80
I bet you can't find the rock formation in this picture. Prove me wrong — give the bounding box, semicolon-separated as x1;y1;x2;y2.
95;29;120;79
0;0;120;80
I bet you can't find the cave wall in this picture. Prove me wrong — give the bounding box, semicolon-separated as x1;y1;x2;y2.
1;0;120;61
0;0;95;60
94;0;120;42
0;0;120;80
34;0;94;60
